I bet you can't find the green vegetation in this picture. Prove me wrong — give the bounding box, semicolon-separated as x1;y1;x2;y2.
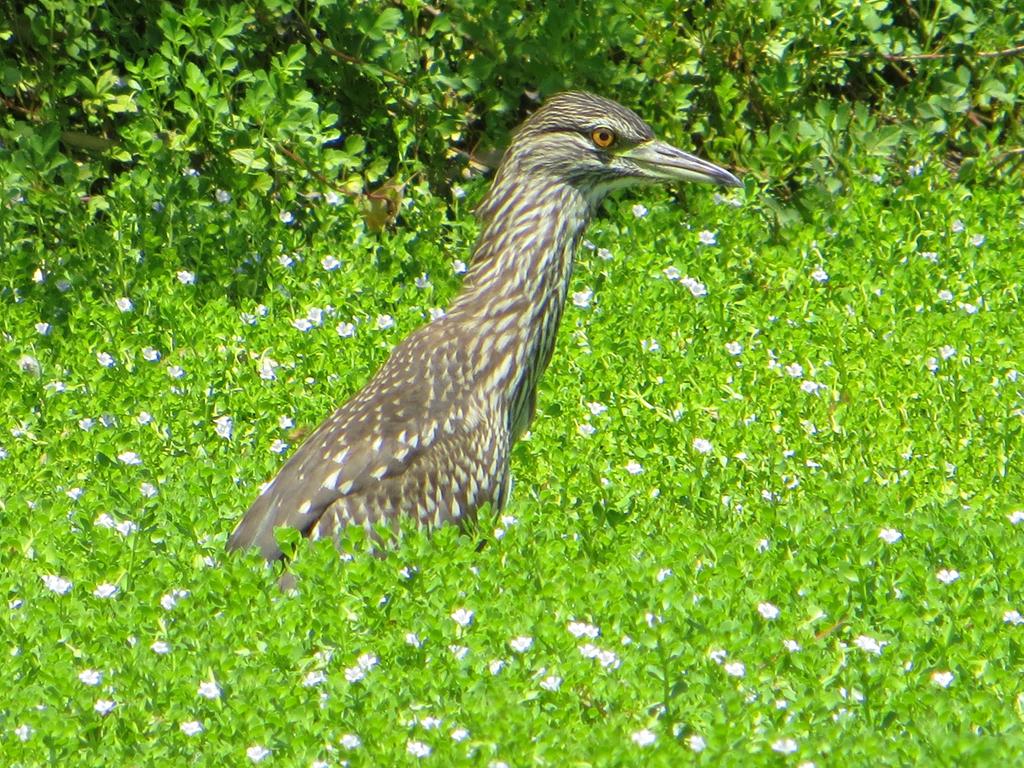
2;1;1022;766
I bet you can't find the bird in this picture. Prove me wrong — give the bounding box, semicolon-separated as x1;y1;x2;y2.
227;91;741;570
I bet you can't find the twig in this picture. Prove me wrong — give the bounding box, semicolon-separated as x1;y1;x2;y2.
834;43;1024;61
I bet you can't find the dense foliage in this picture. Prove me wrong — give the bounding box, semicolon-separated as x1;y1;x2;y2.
2;1;1023;766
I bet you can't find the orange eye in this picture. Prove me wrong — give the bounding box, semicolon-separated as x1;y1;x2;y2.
591;128;615;149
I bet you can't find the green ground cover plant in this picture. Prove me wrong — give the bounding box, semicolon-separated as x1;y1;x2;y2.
2;1;1023;766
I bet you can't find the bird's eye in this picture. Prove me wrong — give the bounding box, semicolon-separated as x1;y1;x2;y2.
591;128;615;149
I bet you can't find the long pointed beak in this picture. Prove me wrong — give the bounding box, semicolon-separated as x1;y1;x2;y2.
622;140;742;188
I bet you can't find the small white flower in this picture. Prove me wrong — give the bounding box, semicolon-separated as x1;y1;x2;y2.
197;680;221;699
693;437;713;454
726;341;743;356
879;528;902;544
939;345;956;360
270;439;288;455
724;661;745;677
247;744;271;763
180;720;203;736
168;365;185;379
118;451;142;465
489;659;505;675
811;267;829;283
356;652;378;671
539;674;562;691
340;733;361;750
450;728;469;742
656;568;673;583
19;354;41;375
41;575;72;595
631;728;656;747
708;648;728;664
452;186;466;199
680;276;707;297
151;640;170;654
577;423;596;436
321;255;341;271
772;738;798;754
407;740;431;758
258;356;278;381
783;639;801;652
345;666;366;683
452;259;468;274
415;272;431;289
376;314;395;330
97;352;115;368
1002;610;1023;625
936;568;960;584
687;734;707;752
451;607;474;627
970;234;985;247
336;322;356;338
931;670;954;688
115;297;133;313
631;203;648;219
587;402;607;416
625;461;643;475
854;634;883;655
758;602;780;620
94;699;116;716
698;229;717;245
597;247;613;260
36;322;52;335
176;270;195;285
428;307;446;321
420;716;442;730
93;583;118;599
214;415;233;440
572;289;593;308
302;670;326;687
801;380;824;394
567;621;600;639
15;723;34;742
405;632;422;647
292;317;313;332
1007;510;1024;524
279;210;294;224
448;644;469;660
509;636;533;653
79;669;102;686
215;189;231;204
663;266;681;280
921;250;938;262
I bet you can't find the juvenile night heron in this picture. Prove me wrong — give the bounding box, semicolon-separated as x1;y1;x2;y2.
228;91;741;565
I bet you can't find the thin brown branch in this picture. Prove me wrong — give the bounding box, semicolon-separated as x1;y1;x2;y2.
276;144;357;198
832;43;1024;62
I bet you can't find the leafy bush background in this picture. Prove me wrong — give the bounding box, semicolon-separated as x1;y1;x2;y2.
5;0;1022;213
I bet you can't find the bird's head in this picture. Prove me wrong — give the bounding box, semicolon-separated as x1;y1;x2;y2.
500;91;741;204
